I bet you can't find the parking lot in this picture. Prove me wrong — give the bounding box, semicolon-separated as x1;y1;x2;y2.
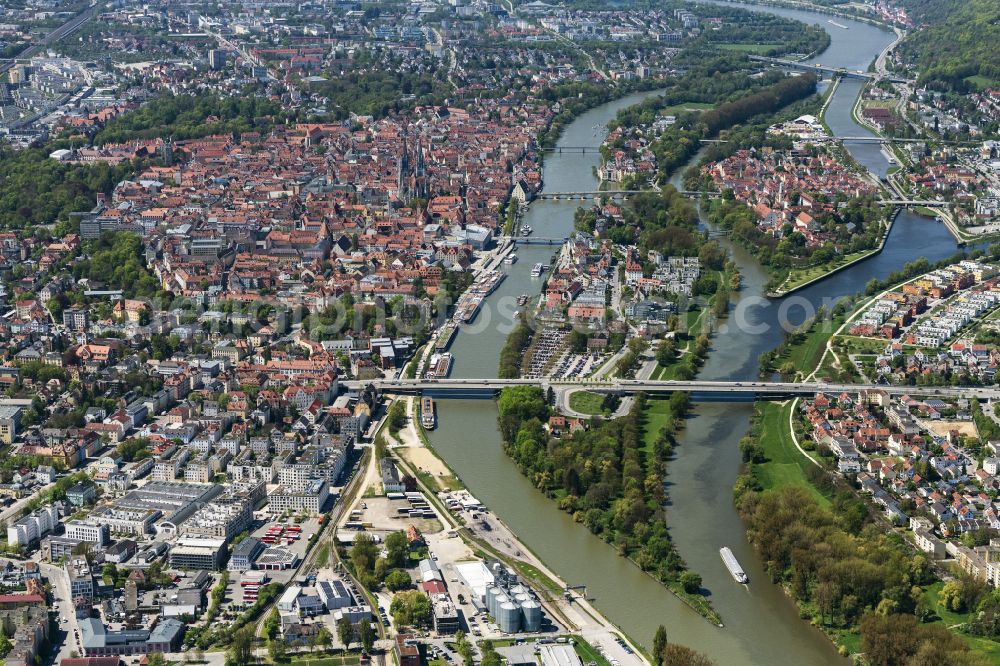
548;350;609;379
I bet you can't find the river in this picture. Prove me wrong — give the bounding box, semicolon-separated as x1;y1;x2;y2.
427;5;964;664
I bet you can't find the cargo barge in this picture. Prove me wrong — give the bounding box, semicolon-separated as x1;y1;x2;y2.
720;546;748;584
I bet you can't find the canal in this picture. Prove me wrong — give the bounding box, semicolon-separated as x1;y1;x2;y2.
427;4;965;663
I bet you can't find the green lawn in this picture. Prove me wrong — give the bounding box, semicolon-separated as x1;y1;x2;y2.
289;655;361;666
716;43;783;54
777;247;879;295
753;402;829;506
966;75;998;89
640;399;675;456
784;311;849;379
569;391;606;415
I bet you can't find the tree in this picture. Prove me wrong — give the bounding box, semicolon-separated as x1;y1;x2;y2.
318;625;334;650
357;620;376;653
337;618;354;649
264;607;281;640
351;533;379;576
679;571;702;594
146;654;167;666
653;626;668;665
390;590;433;628
384;531;410;568
385;569;412;591
225;626;254;666
387;400;407;434
268;637;287;662
661;644;714;666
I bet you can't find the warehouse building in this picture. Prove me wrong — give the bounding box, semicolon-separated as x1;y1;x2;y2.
79;617;185;656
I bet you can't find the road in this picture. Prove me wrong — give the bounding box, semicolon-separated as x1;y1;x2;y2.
0;482;55;525
38;559;81;664
343;377;1000;400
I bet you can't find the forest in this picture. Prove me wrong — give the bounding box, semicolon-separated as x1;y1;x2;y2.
497;388;716;616
608;69;818;184
896;0;999;91
94;93;289;144
307;68;451;120
574;186;700;259
736;484;989;665
0;148;133;231
71;232;164;299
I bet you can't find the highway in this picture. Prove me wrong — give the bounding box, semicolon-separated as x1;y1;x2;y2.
342;377;1000;400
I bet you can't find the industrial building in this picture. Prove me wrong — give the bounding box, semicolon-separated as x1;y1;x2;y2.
169;538;226;570
539;644;583;666
316;579;353;610
483;565;543;633
78;617;185;656
160;588;205;618
395;635;422;666
113;481;223;534
255;547;298;570
432;598;460;634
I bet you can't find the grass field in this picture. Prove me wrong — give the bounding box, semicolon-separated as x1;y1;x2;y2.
966;75;998;89
569;390;606;415
785;313;848;379
716;43;783;54
659;101;714;116
640;398;675;455
752;402;829;505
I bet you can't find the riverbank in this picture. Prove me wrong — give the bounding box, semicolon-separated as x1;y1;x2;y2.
708;0;895;30
423;7;962;657
767;208;900;298
387;397;652;664
738;322;1000;661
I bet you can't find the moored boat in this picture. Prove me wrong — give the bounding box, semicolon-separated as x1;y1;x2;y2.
420;396;436;430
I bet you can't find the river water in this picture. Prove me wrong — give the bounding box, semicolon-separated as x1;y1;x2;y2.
428;6;964;663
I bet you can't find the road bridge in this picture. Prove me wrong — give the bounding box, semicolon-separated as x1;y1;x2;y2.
533;190;718;201
747;55;909;84
342;378;1000;401
885;200;950;207
533;190;644;200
